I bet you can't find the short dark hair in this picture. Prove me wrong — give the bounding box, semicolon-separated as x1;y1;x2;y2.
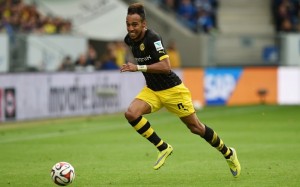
127;3;146;21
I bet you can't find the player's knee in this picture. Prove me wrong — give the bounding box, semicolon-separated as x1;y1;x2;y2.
124;110;137;122
124;110;131;121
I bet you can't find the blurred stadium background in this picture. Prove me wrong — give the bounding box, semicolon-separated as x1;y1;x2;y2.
1;1;300;186
0;0;299;122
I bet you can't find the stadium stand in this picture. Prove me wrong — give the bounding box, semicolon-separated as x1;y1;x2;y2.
212;0;277;66
156;0;219;34
133;0;279;66
272;0;300;33
0;0;288;71
0;0;72;34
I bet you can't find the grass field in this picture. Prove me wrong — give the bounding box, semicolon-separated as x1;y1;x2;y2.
0;105;299;187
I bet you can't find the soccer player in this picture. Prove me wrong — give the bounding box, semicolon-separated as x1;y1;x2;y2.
120;2;241;177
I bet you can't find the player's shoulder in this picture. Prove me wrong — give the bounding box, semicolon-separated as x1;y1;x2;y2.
145;29;161;40
144;29;163;49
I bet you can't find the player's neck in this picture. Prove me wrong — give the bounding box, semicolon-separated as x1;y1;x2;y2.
134;28;147;42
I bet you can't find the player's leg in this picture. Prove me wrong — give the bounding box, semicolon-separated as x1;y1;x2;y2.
162;84;231;156
162;83;240;177
125;98;168;151
180;113;241;177
124;87;172;170
180;113;231;156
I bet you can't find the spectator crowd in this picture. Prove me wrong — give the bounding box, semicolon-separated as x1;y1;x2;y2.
58;39;182;72
0;0;183;72
156;0;300;34
58;41;130;72
0;0;72;35
3;0;297;73
272;0;300;33
157;0;219;33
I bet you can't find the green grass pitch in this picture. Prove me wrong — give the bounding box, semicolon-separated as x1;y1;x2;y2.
0;105;299;187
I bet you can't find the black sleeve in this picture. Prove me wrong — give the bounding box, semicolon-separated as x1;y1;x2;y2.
146;32;167;62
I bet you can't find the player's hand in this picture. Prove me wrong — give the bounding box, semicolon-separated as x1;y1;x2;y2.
120;62;138;72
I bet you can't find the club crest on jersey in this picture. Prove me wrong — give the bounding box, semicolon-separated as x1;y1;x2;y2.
154;41;163;51
140;43;145;51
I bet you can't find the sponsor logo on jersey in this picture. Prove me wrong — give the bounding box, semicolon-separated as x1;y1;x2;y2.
135;55;152;63
154;41;163;51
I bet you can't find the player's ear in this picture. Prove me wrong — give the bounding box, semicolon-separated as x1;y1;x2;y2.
142;20;146;28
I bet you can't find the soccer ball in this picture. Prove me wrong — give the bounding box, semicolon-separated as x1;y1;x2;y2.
51;162;75;186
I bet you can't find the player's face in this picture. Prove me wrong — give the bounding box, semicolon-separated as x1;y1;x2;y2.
126;14;146;41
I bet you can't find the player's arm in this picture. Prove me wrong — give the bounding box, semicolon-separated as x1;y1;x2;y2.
120;57;171;73
144;56;171;73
